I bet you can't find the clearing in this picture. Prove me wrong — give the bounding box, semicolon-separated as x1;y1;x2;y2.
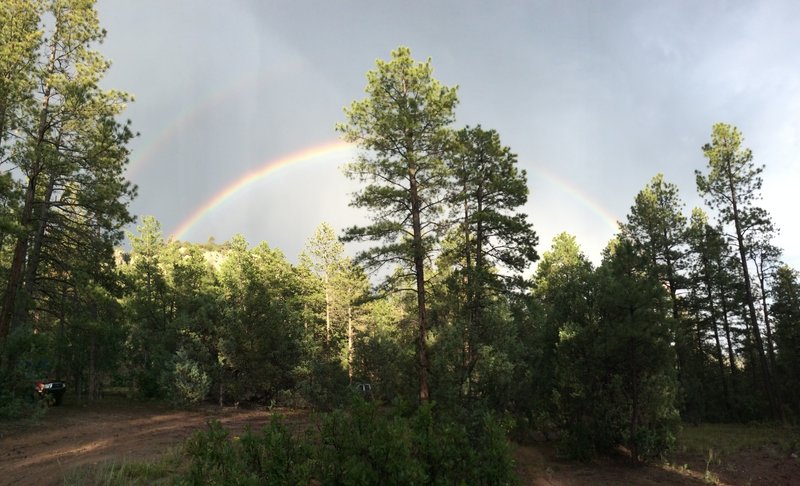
1;398;798;485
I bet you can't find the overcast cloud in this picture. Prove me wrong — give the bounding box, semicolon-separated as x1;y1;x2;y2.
96;0;799;267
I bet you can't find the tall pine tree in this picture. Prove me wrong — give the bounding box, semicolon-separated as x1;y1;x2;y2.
338;47;458;403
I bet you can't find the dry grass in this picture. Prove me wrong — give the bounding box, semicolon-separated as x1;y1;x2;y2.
675;423;800;456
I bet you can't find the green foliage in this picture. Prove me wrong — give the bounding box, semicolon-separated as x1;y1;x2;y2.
316;400;517;485
352;297;417;402
184;417;310;486
338;46;457;277
550;238;679;460
182;400;517;485
621;174;687;288
298;223;370;407
0;324;48;419
525;233;595;436
339;46;460;402
772;265;800;418
697;123;779;418
447;126;538;281
621;175;700;420
124;217;174;399
164;349;212;406
430;125;538;409
216;236;303;403
412;403;518;485
315;399;427;485
1;0;136;341
296;355;349;410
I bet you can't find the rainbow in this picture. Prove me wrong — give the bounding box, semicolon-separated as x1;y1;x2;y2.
531;166;620;232
169;140;619;242
170;140;353;240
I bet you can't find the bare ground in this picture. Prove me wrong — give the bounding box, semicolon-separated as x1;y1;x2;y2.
1;398;798;485
0;398;310;486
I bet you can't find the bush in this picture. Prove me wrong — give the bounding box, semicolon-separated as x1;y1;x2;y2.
165;349;211;405
296;356;349;411
181;399;518;485
0;325;50;420
314;399;426;485
184;417;309;485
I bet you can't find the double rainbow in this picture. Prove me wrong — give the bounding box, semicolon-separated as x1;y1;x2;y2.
168;141;618;241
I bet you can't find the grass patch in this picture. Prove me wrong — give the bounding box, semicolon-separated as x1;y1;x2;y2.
675;423;800;456
101;386;135;397
63;446;185;485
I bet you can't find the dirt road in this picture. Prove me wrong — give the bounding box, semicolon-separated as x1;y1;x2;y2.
0;399;305;486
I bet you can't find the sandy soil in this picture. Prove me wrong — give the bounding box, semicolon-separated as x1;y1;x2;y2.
1;398;798;485
0;398;308;486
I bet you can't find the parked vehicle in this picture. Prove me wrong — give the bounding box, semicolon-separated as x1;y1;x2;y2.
353;382;373;400
35;380;66;405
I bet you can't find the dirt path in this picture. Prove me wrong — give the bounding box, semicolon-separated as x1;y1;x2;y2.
0;399;307;486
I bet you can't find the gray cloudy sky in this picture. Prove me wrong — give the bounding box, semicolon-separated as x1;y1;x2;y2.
96;0;799;267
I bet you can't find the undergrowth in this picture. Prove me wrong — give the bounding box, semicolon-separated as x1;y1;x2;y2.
62;446;184;485
675;423;800;456
181;398;517;485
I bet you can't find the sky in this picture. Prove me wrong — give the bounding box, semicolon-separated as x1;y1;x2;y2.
95;0;799;268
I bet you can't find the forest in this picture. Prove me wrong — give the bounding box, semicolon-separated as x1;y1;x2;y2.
2;1;799;484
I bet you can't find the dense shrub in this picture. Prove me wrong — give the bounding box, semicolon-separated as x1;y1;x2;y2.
164;349;212;405
315;399;426;485
184;417;309;485
0;326;49;420
296;356;350;411
182;398;518;485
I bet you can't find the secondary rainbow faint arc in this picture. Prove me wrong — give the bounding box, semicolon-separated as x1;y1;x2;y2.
126;61;304;177
171;140;354;240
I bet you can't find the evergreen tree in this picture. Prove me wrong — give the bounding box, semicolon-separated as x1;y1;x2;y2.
123;216;173;397
0;0;40;151
747;226;781;374
686;208;736;418
338;47;458;403
620;174;696;418
532;232;594;435
440;125;538;399
590;238;678;459
770;265;800;415
303;222;346;346
217;235;302;403
1;0;136;342
300;223;369;404
696;123;778;417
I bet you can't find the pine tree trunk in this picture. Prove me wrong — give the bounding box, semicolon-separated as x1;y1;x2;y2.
347;305;353;385
630;376;640;460
717;265;738;385
325;280;331;345
462;180;472;395
0;25;58;340
755;264;778;373
731;197;778;417
702;254;732;415
409;167;429;404
17;173;57;327
89;334;97;401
